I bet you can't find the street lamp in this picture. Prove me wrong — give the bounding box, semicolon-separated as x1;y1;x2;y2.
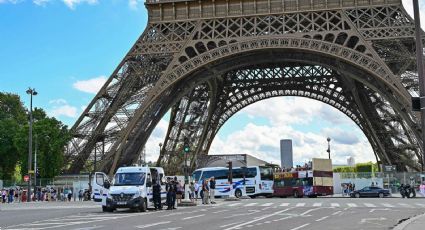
158;142;162;161
327;137;331;160
26;87;37;202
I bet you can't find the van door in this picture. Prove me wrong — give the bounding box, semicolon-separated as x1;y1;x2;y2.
92;172;109;203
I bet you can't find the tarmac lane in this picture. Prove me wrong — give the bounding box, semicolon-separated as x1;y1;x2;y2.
0;198;424;230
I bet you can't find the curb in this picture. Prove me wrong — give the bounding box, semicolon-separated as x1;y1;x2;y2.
393;212;425;230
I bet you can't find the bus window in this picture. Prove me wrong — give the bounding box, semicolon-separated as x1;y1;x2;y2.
260;167;273;181
202;169;228;180
192;170;202;181
246;167;257;178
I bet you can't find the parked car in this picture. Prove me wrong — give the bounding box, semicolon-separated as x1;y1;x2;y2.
350;186;391;198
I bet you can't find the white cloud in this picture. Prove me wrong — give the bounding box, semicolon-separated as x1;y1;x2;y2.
0;0;21;3
33;0;50;6
73;76;106;94
128;0;142;10
61;0;98;10
48;99;78;118
144;118;169;163
209;97;375;166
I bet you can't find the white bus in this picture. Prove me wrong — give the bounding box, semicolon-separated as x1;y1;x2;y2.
192;166;274;198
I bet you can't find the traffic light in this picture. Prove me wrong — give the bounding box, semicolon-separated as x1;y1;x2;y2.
183;138;190;153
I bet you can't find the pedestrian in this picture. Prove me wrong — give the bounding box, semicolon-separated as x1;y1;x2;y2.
67;190;72;202
176;180;183;205
194;180;199;202
166;177;175;210
1;189;6;203
172;177;177;208
9;188;14;203
78;190;83;201
209;177;216;204
202;179;210;205
189;182;195;203
152;179;162;210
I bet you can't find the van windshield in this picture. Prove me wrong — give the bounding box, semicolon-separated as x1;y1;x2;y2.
113;172;146;186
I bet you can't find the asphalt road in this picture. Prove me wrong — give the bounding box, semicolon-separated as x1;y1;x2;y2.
1;197;424;230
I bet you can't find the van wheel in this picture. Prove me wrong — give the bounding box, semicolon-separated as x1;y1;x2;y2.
235;189;242;198
102;206;113;212
355;193;360;198
378;193;384;198
139;199;147;212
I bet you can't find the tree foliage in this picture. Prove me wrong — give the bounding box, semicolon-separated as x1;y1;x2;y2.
0;93;26;179
0;92;71;180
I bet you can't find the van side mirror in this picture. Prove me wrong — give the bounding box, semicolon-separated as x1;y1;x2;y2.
103;180;111;189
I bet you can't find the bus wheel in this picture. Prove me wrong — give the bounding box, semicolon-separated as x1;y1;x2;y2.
235;189;242;198
293;190;299;198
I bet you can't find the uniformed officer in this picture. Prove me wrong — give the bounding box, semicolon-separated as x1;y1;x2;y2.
152;179;162;210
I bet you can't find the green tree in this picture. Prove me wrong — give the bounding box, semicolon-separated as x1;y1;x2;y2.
15;112;71;178
0;93;26;179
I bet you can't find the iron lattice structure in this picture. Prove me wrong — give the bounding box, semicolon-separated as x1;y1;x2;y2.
65;0;424;175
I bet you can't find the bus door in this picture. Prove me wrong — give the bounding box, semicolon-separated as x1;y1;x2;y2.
92;172;110;204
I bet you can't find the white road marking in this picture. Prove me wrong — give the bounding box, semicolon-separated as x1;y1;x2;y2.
415;203;425;207
398;203;413;208
244;203;258;206
72;226;104;230
182;214;205;220
381;203;394;207
223;208;293;230
312;203;322;207
330;203;340;207
300;208;323;216
295;203;305;207
360;217;386;223
289;223;310;230
347;203;357;207
227;203;242;207
331;211;342;216
133;221;172;229
364;203;376;207
369;208;390;213
213;209;230;214
261;203;273;207
219;221;244;228
315;216;329;222
280;203;290;206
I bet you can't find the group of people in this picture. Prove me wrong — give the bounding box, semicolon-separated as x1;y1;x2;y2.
1;187;23;203
0;186;84;203
280;161;313;172
341;182;356;196
151;176;217;211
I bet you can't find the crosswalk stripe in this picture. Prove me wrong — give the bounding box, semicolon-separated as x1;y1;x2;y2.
330;203;340;207
415;203;425;207
261;203;273;207
364;203;376;207
312;203;322;207
296;203;305;207
398;203;413;208
227;203;242;207
244;203;258;207
382;203;394;208
280;203;290;207
347;203;357;207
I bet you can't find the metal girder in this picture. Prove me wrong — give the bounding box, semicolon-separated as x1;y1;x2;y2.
65;0;424;174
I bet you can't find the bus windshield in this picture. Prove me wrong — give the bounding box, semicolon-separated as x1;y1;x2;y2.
192;170;202;181
113;172;146;186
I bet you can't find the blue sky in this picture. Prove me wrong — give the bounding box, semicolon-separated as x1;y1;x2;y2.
0;0;423;166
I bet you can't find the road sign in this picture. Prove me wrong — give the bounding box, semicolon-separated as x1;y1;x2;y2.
23;175;29;182
28;170;35;174
383;165;396;172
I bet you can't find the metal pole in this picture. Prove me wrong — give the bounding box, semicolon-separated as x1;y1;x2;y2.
26;88;37;202
413;0;425;172
34;136;37;191
327;137;331;159
94;144;97;172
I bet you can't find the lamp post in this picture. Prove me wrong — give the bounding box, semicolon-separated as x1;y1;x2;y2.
26;87;37;202
327;137;331;160
413;0;425;172
158;143;162;166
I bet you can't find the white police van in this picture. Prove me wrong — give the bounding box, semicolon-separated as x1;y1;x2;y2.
92;166;166;212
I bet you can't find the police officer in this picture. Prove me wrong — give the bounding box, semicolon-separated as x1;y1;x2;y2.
152;179;162;210
166;177;174;210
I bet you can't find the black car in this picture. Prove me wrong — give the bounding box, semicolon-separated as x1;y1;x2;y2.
350;186;391;198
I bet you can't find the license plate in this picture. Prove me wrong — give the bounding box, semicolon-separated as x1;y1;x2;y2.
117;201;127;205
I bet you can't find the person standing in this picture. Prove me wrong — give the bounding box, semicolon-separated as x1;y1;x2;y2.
209;177;216;204
194;181;199;203
202;179;210;205
189;182;195;203
152;179;162;210
176;180;183;205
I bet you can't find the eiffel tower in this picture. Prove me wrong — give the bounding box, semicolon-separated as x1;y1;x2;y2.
65;0;424;175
